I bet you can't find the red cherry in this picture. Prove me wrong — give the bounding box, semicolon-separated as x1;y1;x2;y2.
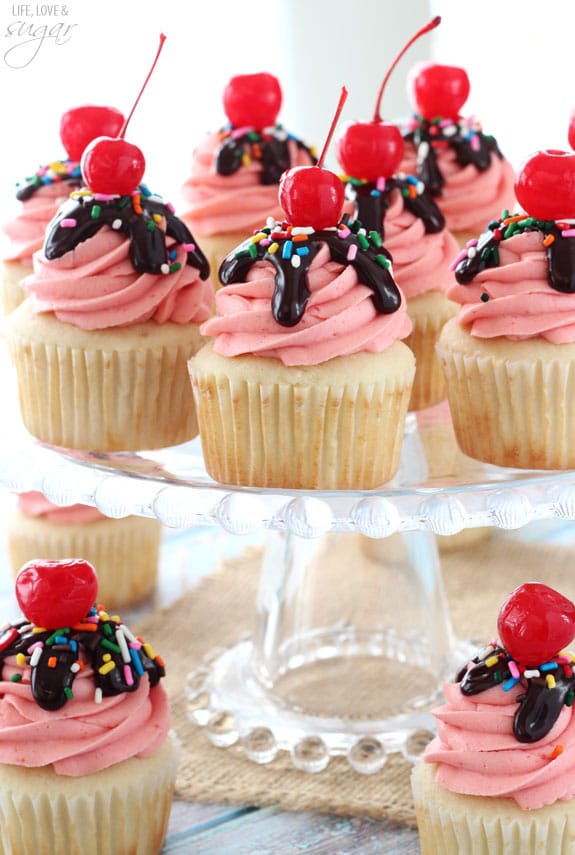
408;62;470;120
223;72;282;129
568;109;575;151
336;17;439;181
59;105;125;162
81;137;145;195
279;165;344;229
497;582;575;665
15;559;98;629
515;149;575;220
337;120;404;181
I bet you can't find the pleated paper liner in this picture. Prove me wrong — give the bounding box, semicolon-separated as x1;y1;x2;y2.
189;340;415;489
136;533;575;825
405;290;458;412
7;511;162;609
6;300;204;451
437;318;575;469
0;734;179;855
412;761;575;855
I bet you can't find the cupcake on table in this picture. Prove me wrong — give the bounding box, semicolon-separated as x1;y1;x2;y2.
0;557;178;854
181;71;317;278
399;61;516;248
7;492;162;608
1;105;125;316
437;140;575;471
189;88;415;491
5;36;214;452
412;582;575;853
336;16;459;412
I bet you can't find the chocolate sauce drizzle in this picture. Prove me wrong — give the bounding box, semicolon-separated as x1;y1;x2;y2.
43;186;210;279
344;174;445;237
219;215;401;327
456;644;575;743
403;116;504;197
0;609;164;712
215;125;317;185
454;215;575;294
16;160;83;202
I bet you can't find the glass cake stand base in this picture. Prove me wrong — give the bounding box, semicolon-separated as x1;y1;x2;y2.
186;527;472;773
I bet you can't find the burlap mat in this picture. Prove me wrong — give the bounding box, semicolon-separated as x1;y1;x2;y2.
136;530;575;827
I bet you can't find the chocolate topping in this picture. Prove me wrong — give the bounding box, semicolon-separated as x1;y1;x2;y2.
43;186;210;279
403;116;504;197
457;643;575;743
15;160;83;202
454;215;575;294
214;125;317;185
0;609;164;712
219;215;401;327
344;174;445;237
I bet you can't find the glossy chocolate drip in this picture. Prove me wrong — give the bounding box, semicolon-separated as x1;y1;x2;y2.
214;125;316;185
346;176;445;237
16;161;82;202
458;644;575;743
220;216;401;327
455;218;575;295
0;614;164;712
404;117;503;197
44;187;210;279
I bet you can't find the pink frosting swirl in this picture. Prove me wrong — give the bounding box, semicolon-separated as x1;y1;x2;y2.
201;242;412;366
2;181;76;263
425;680;575;809
401;142;516;234
380;188;460;298
181;132;314;236
0;660;170;776
16;491;104;525
447;230;575;343
23;227;214;330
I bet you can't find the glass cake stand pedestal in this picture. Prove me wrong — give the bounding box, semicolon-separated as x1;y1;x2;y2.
3;407;575;773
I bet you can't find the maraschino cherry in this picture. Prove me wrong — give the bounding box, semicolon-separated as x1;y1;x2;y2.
15;558;98;629
59;105;125;162
278;87;348;230
81;34;167;196
408;61;470;121
514;149;575;221
568;109;575;151
222;72;282;130
497;582;575;665
336;16;441;182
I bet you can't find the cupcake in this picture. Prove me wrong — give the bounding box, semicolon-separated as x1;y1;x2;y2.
400;62;516;247
181;72;316;277
6;127;214;451
412;582;575;853
0;557;179;855
1;105;125;316
436;148;575;470
334;16;457;412
7;492;162;608
189;97;415;490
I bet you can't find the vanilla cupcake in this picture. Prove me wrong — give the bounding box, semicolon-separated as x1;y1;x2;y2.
181;72;316;277
400;62;515;247
0;558;179;855
7;492;162;608
6;183;214;452
437;149;575;469
189;153;415;490
413;582;575;853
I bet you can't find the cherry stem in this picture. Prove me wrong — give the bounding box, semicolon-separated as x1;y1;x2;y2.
372;15;441;123
118;33;167;139
317;86;349;169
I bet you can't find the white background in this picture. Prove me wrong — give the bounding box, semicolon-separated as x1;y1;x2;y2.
1;0;574;219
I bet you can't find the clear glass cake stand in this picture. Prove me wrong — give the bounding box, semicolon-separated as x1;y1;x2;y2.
3;406;575;774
